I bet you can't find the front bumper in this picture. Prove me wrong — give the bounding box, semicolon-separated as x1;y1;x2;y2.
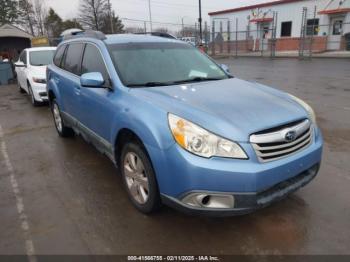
30;82;48;102
146;127;323;216
161;163;319;216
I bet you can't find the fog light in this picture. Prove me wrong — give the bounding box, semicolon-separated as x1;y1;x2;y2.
182;193;234;209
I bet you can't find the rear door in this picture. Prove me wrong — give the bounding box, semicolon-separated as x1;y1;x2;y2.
50;44;66;90
60;43;85;119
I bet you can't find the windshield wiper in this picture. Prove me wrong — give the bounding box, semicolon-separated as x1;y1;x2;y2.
172;77;226;84
127;81;172;87
127;77;227;87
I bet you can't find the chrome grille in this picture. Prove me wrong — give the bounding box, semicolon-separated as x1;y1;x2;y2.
250;119;313;162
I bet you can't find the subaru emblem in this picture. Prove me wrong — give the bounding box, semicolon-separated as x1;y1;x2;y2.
285;130;297;142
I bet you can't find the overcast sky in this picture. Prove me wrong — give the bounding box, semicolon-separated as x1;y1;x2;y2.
45;0;268;29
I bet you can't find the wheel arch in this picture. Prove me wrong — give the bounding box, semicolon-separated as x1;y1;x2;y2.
48;89;56;104
114;128;147;166
47;78;62;108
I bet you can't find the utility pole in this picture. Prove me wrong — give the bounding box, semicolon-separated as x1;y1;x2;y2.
198;0;203;42
182;18;184;37
148;0;153;32
107;0;114;33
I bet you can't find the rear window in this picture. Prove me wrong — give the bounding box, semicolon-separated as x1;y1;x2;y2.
29;50;55;66
62;43;84;75
53;45;66;67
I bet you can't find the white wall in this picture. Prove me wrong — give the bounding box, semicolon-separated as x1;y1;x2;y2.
210;0;350;40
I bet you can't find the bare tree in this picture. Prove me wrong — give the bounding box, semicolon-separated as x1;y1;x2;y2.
33;0;47;36
18;0;36;35
79;0;108;30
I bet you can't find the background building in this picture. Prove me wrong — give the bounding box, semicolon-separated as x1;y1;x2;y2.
0;24;32;61
209;0;350;52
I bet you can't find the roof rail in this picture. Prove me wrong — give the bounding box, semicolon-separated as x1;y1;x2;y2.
134;32;177;39
62;30;107;41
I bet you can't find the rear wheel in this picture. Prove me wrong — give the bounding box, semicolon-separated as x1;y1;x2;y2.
51;99;74;137
120;142;161;214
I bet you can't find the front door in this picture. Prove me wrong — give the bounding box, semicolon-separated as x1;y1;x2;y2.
16;50;27;89
327;17;344;50
77;44;115;146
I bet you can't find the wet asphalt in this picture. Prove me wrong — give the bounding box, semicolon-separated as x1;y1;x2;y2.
0;57;349;255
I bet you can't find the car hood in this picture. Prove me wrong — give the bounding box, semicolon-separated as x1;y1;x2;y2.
130;78;308;142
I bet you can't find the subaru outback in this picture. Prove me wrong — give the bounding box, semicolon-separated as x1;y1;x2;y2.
46;31;323;216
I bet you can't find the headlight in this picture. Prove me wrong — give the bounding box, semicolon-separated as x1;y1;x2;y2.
32;77;46;84
289;94;316;125
168;113;248;159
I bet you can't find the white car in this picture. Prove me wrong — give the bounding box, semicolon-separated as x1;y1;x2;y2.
15;47;56;106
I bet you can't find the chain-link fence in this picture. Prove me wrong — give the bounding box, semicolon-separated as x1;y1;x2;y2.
25;9;350;60
208;6;350;59
209;14;278;58
298;6;350;59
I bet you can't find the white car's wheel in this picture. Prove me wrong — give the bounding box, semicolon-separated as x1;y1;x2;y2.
28;84;40;106
17;81;25;93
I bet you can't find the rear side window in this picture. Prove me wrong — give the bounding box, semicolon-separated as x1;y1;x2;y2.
81;44;109;82
63;43;84;75
53;45;66;67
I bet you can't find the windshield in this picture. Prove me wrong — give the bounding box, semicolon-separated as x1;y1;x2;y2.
29;50;55;66
108;42;229;87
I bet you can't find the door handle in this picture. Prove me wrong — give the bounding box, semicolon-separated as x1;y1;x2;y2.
74;85;81;95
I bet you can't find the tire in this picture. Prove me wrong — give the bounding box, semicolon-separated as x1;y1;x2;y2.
120;142;161;214
17;81;25;93
51;99;74;137
28;84;40;106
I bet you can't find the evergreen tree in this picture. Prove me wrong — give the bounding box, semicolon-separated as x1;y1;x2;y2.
44;8;62;38
0;0;18;25
61;19;83;31
100;12;124;34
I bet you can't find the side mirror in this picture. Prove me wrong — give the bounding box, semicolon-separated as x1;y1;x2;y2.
14;61;25;67
80;72;105;88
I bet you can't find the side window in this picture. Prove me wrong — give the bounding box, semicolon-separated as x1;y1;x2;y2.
20;51;27;64
62;43;84;75
281;21;292;37
81;44;110;85
53;45;66;68
306;19;319;36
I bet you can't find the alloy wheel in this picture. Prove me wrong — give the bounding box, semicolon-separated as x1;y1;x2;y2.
123;152;150;204
53;103;63;133
29;87;35;104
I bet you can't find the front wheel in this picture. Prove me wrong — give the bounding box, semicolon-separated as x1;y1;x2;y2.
17;80;25;93
120;142;161;214
51;100;74;137
28;84;40;106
